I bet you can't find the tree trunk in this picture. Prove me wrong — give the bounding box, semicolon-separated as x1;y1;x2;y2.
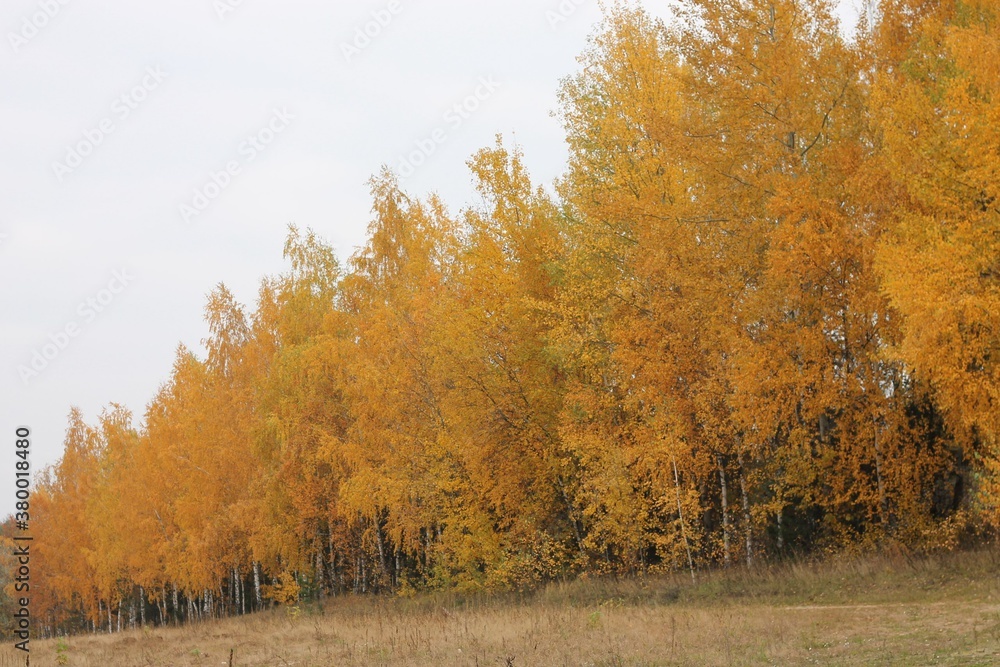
375;517;389;585
776;504;784;552
672;457;696;583
230;568;236;615
353;556;361;595
717;454;732;568
253;561;263;610
873;417;890;529
559;480;585;555
395;541;401;588
737;451;753;567
172;582;179;625
330;530;339;594
315;547;326;599
361;555;367;594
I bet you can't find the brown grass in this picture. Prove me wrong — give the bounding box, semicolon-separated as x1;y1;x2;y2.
5;549;1000;666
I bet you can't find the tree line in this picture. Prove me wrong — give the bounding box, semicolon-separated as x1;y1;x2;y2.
4;0;999;636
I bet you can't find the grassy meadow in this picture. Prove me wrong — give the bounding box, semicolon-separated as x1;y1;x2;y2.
4;549;1000;666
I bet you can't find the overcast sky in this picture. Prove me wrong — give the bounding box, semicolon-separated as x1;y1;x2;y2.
0;0;861;518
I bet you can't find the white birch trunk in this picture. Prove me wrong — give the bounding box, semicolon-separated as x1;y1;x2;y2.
737;451;753;567
253;562;263;610
717;454;732;568
672;457;697;583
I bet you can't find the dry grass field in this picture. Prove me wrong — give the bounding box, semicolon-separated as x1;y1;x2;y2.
5;550;1000;667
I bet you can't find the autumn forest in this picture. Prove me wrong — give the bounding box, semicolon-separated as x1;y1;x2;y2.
5;0;1000;637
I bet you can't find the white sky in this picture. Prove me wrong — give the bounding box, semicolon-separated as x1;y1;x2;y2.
0;0;860;518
